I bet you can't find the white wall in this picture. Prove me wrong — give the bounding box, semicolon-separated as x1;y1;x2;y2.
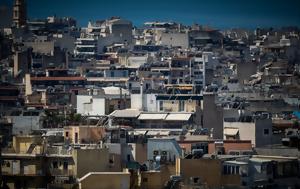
77;95;105;116
77;95;92;114
224;122;256;147
92;98;105;115
127;56;148;68
130;93;157;112
160;33;189;49
145;94;157;112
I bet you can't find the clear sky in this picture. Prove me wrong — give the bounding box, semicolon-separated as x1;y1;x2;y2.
2;0;300;28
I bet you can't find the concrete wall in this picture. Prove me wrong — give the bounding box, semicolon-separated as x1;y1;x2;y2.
178;158;222;188
224;122;256;147
141;164;175;189
127;56;148;68
157;99;198;112
76;95;106;116
237;61;258;85
224;118;273;148
13;50;30;78
64;126;106;144
208;141;252;154
147;139;182;161
73;148;110;178
13;135;43;154
203;93;223;139
127;143;147;164
54;34;76;52
24;41;54;55
11;115;42;135
111;21;133;43
160;32;189;49
130;94;143;110
131;93;157;112
145;94;157;112
177;158;241;188
254;119;273;147
79;172;130;189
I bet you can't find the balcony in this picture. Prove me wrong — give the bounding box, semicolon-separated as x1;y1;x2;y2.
50;169;74;176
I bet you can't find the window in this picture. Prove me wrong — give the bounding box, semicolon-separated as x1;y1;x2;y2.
223;165;228;174
109;155;115;165
193;177;200;184
179;101;185;112
65;131;69;137
53;161;58;169
127;154;131;162
118;100;121;109
75;133;78;143
4;161;10;167
63;162;68;170
263;129;269;135
159;101;163;111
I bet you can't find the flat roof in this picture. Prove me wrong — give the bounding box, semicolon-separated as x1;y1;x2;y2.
110;109;141;118
250;158;273;163
138;113;168;120
165;113;192;121
224;160;248;165
251;155;298;162
79;172;130;182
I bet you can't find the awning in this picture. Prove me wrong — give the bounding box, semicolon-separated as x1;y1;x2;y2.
224;128;239;136
138;113;167;120
165;113;192;121
132;130;170;136
110;109;141;118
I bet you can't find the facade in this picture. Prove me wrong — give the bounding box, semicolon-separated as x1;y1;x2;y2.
78;172;131;189
176;158;241;188
1;5;300;189
64;126;106;144
9;109;44;135
147;138;182;163
159;32;189;49
223;117;273;147
13;0;26;28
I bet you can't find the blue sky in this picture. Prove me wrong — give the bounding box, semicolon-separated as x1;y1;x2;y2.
2;0;300;28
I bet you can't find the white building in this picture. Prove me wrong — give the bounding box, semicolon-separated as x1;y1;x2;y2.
223;116;273;147
74;17;133;56
76;87;130;116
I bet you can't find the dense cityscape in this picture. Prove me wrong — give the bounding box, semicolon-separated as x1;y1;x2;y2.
0;0;300;188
